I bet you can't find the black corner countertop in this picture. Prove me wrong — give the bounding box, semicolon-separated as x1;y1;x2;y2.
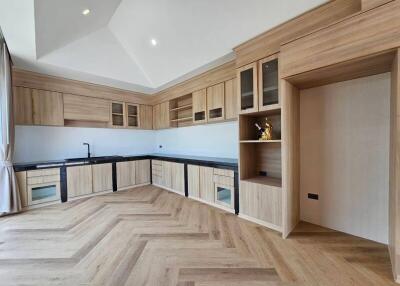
13;153;238;172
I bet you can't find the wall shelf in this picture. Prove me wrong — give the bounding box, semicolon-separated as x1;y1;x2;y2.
242;176;282;188
170;104;193;112
170;116;193;122
240;140;281;143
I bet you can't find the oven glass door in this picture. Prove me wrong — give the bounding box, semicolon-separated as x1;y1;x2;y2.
28;182;60;205
215;184;234;209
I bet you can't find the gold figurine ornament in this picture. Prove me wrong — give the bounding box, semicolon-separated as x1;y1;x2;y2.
255;118;273;140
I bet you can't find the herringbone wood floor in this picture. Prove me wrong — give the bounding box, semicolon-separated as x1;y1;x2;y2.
0;185;396;285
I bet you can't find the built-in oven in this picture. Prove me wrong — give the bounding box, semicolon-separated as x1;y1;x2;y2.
26;168;61;206
214;183;234;210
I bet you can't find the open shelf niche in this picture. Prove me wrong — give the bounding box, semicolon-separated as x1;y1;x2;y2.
239;109;282;188
169;94;193;128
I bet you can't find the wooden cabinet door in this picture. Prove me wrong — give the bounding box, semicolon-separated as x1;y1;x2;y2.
63;94;110;122
139;105;153;129
136;160;150;185
238;62;258;114
188;165;200;198
13;87;33;125
117;161;136;189
161;161;172;188
192;89;207;124
92;163;113;193
67;165;93;198
258;55;279;111
159;101;170;129
16;171;28;207
153;104;160;130
225;78;238;120
32;89;64;126
199;166;214;203
171;162;185;194
207;83;225;122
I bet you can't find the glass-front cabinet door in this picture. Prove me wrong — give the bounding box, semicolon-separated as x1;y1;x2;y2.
214;184;234;210
126;103;140;128
28;182;60;205
259;55;279;111
238;62;258;114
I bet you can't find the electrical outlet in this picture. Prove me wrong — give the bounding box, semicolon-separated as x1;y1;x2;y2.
308;193;319;200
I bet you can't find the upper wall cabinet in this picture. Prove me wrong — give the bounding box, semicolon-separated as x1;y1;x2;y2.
13;87;33;125
207;82;225;122
238;62;258;114
13;87;63;126
32;89;64;126
238;56;280;114
258;55;279;111
64;94;110;123
126;103;139;128
153;101;170;130
225;78;238;120
139;105;153;130
192;89;207;124
111;101;125;127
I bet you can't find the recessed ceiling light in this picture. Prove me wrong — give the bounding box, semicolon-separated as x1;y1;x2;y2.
151;38;158;46
82;9;90;15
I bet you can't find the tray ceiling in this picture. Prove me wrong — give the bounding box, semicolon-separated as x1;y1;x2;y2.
0;0;326;94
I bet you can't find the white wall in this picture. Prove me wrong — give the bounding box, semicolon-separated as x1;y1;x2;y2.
14;121;238;162
154;121;238;158
14;126;156;162
299;73;390;244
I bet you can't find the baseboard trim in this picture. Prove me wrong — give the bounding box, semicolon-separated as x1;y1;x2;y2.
238;214;282;233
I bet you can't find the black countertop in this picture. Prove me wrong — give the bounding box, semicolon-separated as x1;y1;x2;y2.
14;153;238;171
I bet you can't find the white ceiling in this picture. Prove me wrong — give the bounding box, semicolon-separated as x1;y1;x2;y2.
0;0;327;94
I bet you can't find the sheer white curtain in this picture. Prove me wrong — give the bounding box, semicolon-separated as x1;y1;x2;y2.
0;35;21;215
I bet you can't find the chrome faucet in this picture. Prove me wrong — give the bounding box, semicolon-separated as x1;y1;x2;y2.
83;143;91;158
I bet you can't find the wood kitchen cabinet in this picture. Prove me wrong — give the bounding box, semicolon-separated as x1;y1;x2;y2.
13;87;63;126
67;165;93;198
258;55;279;111
13;87;33;125
160;101;170;129
117;161;136;190
111;101;126;127
192;89;207;124
238;62;258;114
15;171;28;207
171;162;185;194
152;102;169;129
207;83;225;122
139;105;153;129
126;103;139;128
32;89;64;126
64;93;110;122
188;165;200;198
225;78;238;120
152;104;160;130
135;160;151;185
92;163;113;193
199;166;215;203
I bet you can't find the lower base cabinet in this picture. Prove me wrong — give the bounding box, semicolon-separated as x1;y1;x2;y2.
199;166;214;203
239;180;282;229
117;161;136;189
67;165;93;198
188;165;234;211
152;160;184;194
92;163;113;193
135;160;150;185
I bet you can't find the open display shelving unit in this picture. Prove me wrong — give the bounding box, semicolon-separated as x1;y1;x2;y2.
239;108;282;188
169;94;193;128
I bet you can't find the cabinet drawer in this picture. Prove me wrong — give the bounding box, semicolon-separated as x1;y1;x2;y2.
213;168;234;177
152;160;162;165
213;175;234;186
27;175;60;185
27;168;60;178
152;164;162;172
